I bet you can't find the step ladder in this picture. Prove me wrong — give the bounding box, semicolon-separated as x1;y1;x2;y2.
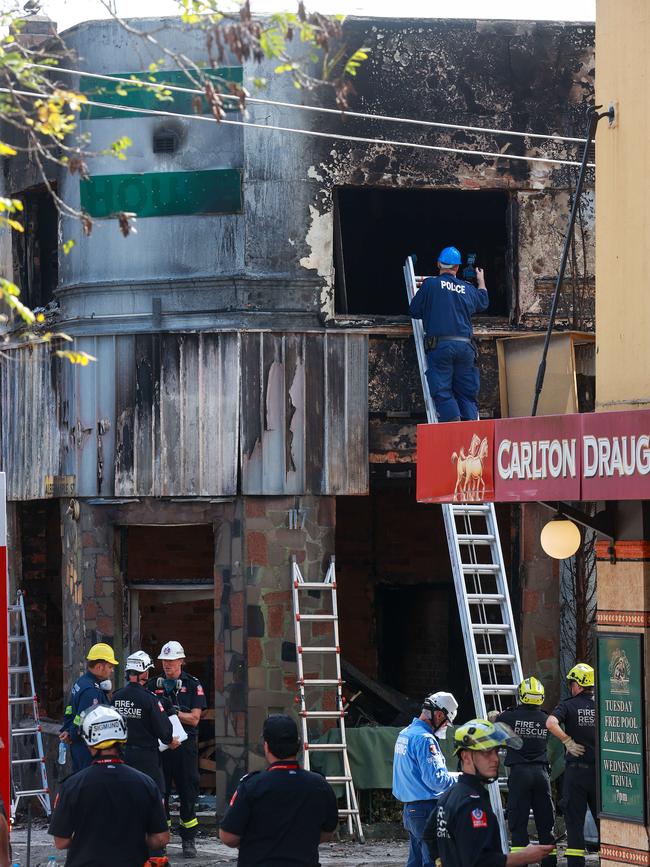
290;555;364;842
8;591;51;819
404;256;523;850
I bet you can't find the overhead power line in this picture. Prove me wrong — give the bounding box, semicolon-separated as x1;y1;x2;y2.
0;85;595;169
28;61;590;147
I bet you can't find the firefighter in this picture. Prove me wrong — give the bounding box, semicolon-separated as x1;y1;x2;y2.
148;641;207;860
392;691;458;867
496;677;556;867
59;642;118;772
112;650;180;793
49;705;169;866
431;718;554;867
219;714;339;864
546;663;597;867
408;245;488;422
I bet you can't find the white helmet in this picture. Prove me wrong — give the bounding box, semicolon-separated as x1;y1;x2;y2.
81;706;127;749
125;650;154;674
423;691;458;724
158;640;185;660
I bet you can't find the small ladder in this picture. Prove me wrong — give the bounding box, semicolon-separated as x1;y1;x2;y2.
8;591;51;819
290;555;364;842
404;256;523;850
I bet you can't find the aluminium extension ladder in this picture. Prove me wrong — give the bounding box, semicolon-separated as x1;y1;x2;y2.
404;256;523;850
8;590;51;818
290;555;364;842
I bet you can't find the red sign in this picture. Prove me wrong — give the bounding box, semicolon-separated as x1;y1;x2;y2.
581;410;650;501
417;420;495;503
417;409;650;503
495;414;581;502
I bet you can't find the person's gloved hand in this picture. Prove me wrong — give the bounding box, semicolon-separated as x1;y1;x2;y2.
562;736;585;758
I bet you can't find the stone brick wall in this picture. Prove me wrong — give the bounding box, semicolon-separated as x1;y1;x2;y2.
243;495;336;785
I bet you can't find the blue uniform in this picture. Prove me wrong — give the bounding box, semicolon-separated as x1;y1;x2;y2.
393;718;455;867
409;273;488;421
61;672;111;771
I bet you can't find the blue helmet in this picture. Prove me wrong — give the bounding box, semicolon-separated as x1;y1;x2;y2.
438;246;462;266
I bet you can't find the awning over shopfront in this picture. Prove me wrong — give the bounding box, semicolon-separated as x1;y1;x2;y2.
417;409;650;504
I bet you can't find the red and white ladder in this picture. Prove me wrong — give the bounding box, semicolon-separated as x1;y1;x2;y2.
291;555;364;841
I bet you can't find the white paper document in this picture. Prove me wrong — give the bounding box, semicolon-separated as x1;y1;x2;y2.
159;714;189;752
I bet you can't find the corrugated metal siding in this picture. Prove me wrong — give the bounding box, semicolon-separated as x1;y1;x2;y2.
114;333;240;497
240;332;368;495
0;344;63;500
1;331;368;499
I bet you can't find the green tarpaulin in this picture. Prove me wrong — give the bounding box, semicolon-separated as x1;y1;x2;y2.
309;724;565;791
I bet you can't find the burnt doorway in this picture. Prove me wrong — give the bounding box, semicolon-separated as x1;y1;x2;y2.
334;187;512;318
122;524;215;791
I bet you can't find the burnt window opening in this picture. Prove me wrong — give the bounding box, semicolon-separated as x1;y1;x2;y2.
153;126;181;154
12;184;59;310
334;187;513;318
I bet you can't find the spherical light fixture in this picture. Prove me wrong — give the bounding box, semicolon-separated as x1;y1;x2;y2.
540;516;581;559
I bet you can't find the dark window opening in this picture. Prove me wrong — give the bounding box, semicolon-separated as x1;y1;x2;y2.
334;187;512;318
153;127;180;154
17;500;63;718
12;184;59;310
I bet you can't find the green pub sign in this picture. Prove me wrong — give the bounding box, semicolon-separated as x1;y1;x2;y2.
597;632;646;822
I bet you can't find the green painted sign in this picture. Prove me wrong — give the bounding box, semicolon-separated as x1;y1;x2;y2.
80;67;243;119
597;632;646;823
80;169;242;218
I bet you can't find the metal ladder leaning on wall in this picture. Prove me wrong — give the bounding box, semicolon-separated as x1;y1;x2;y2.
403;256;523;849
8;590;51;819
290;555;364;842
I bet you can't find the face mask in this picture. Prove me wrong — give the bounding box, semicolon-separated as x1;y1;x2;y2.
99;679;112;691
163;677;182;694
435;725;448;739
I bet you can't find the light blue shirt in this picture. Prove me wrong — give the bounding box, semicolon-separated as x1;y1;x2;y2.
392;717;455;803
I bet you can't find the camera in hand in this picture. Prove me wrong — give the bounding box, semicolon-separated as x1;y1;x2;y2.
462;252;477;283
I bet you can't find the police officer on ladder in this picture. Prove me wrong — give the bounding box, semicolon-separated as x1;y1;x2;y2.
496;677;556;867
432;718;554;867
148;641;207;860
546;663;597;867
112;651;180;792
60;643;119;772
409;245;488;422
49;705;169;866
392;691;458;867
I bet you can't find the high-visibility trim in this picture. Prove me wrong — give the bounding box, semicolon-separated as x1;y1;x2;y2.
510;847;526;852
180;817;199;829
73;715;81;726
65;705;72;715
565;848;586;856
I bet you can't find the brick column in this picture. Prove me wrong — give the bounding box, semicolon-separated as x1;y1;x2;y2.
596;540;650;867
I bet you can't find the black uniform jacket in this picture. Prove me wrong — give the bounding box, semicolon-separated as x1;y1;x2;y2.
220;761;339;867
48;757;167;867
432;772;506;867
147;671;207;738
496;705;550;766
112;681;173;750
550;692;596;764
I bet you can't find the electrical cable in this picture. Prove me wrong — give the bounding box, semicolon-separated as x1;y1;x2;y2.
27;61;590;146
0;86;595;168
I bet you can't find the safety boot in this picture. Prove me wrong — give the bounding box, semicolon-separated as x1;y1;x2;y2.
182;838;197;859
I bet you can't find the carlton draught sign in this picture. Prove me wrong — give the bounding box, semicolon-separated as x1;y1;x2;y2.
417;409;650;503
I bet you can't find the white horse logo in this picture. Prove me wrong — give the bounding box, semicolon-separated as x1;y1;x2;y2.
451;434;489;501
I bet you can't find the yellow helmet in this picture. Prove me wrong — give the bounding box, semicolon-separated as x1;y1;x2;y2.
453;719;522;755
87;643;119;665
519;676;545;706
567;663;594;688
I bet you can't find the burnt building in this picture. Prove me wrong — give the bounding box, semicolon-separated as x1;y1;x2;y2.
0;15;595;806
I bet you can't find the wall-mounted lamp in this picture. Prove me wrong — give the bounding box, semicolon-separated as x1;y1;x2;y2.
540;514;581;560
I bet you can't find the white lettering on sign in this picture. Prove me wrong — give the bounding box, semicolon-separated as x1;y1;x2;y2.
440;280;465;295
583;435;650;478
497;438;577;481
